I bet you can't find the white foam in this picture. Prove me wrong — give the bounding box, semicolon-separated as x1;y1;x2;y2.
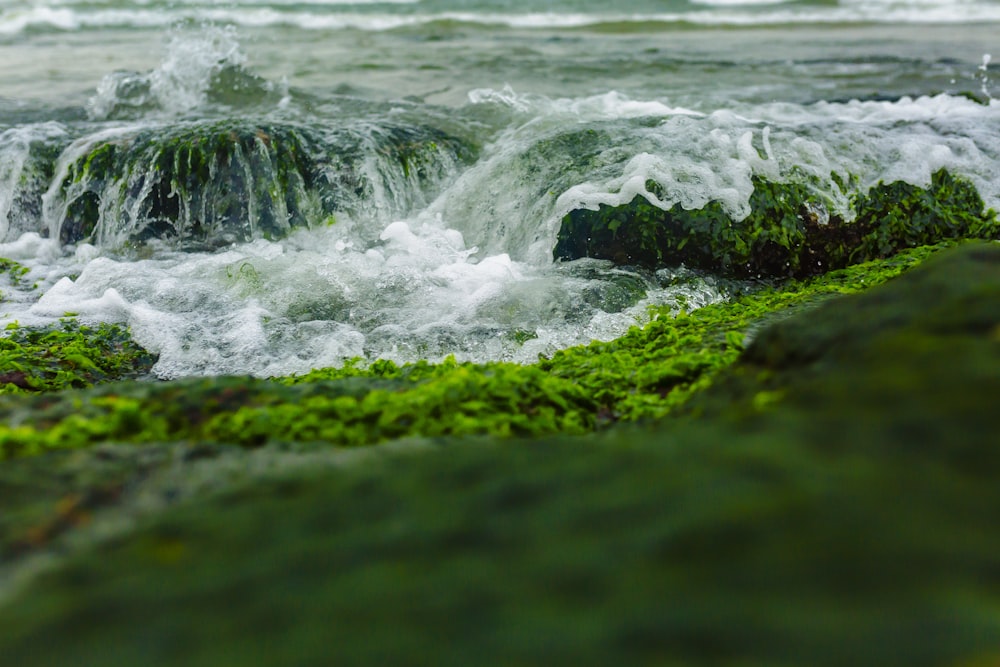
469;87;703;122
1;218;708;377
0;232;62;264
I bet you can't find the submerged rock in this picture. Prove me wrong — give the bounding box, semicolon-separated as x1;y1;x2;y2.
45;120;473;248
0;243;998;665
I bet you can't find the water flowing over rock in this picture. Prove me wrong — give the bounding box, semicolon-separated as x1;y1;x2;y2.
39;120;474;249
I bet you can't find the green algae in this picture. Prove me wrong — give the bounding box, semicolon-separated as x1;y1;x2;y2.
0;320;157;396
555;169;999;278
56;122;323;246
0;364;596;459
4;429;996;667
1;248;999;666
686;240;1000;423
53;120;474;248
0;258;30;293
0;243;998;666
0;243;955;460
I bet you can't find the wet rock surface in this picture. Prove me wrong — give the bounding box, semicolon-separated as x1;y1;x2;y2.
0;243;998;665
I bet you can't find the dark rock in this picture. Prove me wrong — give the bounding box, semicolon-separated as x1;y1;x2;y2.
555;170;999;279
50;120;474;248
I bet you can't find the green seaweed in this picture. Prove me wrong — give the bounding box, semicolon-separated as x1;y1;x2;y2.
0;320;157;395
0;243;953;459
555;169;999;278
1;239;999;667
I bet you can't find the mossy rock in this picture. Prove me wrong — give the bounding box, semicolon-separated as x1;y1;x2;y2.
51;120;474;248
0;320;156;395
0;244;956;459
555;169;999;278
686;240;1000;425
0;244;998;665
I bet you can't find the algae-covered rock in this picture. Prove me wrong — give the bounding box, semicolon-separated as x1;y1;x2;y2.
0;243;998;666
0;320;156;395
0;128;68;239
0;244;957;458
555;169;999;278
48;120;473;248
0;442;176;563
686;240;1000;427
0;362;598;458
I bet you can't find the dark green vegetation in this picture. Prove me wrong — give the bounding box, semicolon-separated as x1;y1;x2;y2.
0;243;948;459
556;168;999;278
0;320;156;395
0;257;30;298
2;163;999;664
0;242;998;666
52;120;473;247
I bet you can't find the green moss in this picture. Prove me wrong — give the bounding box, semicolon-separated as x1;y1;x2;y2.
0;244;997;667
0;257;30;288
0;244;951;460
0;320;157;396
685;240;1000;422
555;169;999;278
57;123;321;246
54;120;476;248
2;261;999;667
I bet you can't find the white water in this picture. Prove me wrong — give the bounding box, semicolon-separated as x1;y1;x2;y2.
2;18;999;378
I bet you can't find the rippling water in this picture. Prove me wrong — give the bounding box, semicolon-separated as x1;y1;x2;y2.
1;0;998;377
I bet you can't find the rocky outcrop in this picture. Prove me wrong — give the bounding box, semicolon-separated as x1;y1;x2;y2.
44;120;474;248
556;169;999;278
0;243;998;666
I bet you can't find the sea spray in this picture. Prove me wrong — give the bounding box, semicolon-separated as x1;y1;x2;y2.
3;17;1000;378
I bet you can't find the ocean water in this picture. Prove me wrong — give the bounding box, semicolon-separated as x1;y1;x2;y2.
1;0;998;377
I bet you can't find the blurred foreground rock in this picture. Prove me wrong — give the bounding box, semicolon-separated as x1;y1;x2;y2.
0;242;998;666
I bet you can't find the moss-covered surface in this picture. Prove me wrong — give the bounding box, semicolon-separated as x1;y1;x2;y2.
556;169;999;278
0;320;157;395
0;242;998;666
53;120;474;248
0;243;952;460
57;121;327;246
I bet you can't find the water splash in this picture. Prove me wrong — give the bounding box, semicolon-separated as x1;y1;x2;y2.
980;53;993;101
18;221;726;378
88;24;261;120
0;123;68;242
